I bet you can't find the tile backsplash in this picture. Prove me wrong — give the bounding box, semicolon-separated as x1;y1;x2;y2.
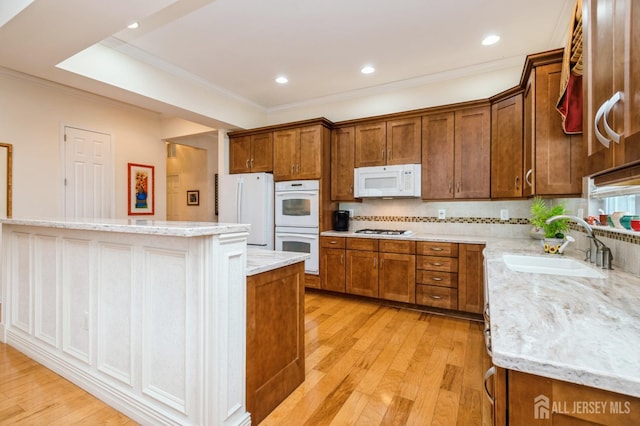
338;197;640;276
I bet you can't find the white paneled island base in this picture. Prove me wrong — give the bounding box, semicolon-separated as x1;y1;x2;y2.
0;218;252;426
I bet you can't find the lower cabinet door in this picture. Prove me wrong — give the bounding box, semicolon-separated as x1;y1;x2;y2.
345;250;379;298
378;252;416;303
320;248;346;292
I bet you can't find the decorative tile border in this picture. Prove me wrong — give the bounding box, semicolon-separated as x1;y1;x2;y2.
352;215;530;225
350;215;640;245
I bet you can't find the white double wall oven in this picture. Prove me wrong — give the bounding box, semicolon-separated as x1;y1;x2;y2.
274;180;319;275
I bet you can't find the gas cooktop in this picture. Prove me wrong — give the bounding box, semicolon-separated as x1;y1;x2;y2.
355;229;414;236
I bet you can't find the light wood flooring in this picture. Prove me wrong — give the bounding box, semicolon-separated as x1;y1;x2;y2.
0;292;489;425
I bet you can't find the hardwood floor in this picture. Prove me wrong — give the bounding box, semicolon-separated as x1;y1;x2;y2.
261;291;488;425
0;292;489;425
0;344;135;425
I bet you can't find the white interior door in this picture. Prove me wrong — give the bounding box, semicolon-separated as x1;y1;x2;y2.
64;126;113;219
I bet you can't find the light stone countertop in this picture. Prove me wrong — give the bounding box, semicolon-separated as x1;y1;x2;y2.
323;229;640;397
0;217;250;237
484;239;640;398
246;248;309;276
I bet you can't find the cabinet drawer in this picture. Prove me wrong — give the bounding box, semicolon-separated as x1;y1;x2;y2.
321;236;345;249
416;242;458;257
416;285;458;310
378;239;415;254
416;271;457;288
417;256;458;272
346;238;379;252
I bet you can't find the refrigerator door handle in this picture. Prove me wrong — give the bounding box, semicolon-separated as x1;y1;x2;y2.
236;178;244;222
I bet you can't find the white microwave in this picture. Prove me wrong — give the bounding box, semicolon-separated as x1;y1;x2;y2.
354;164;421;198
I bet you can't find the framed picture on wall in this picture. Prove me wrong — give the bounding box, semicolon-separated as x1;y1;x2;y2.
187;190;199;206
128;163;155;215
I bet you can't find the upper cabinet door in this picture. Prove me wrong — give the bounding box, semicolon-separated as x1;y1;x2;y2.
250;133;273;173
491;94;524;199
534;62;583;195
422;112;455;199
273;128;300;180
386;117;421;165
297;125;322;179
355;122;386;167
454;107;491;199
229;135;251;174
584;0;640;174
331;127;356;201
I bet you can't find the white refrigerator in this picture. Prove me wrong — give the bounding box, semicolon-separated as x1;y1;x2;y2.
218;172;274;249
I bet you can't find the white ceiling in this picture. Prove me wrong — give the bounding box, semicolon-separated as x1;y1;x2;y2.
0;0;574;127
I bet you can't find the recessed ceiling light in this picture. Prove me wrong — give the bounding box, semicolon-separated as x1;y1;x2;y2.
127;21;139;29
275;76;288;84
482;34;500;46
361;65;375;74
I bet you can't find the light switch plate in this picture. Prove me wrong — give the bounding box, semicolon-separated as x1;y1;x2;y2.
500;209;509;221
438;209;446;220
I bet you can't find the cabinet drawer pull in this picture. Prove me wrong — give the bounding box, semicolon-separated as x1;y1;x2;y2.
430;262;443;266
430;247;443;251
430;295;443;300
431;277;443;282
330;241;337;244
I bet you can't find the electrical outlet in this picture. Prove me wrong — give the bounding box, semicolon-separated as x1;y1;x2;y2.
348;209;355;218
500;209;509;221
438;209;446;220
577;208;584;219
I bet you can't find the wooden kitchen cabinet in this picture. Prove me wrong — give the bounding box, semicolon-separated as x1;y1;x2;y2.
491;92;524;198
521;52;583;196
354;117;421;167
331;126;356;201
345;238;379;298
495;369;640;425
320;236;346;292
584;0;640;177
273;125;323;181
457;243;484;314
229;132;273;174
378;240;416;304
246;261;305;425
422;105;491;200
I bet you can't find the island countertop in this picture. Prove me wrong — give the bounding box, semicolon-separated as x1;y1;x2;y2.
0;217;250;237
483;239;640;398
246;248;309;276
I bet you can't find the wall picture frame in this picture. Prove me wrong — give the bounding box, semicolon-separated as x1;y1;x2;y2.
128;163;154;215
187;190;199;206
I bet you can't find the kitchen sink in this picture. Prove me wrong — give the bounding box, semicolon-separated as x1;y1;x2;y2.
502;254;604;278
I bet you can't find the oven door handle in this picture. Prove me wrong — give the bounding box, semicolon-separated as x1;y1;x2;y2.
275;191;319;196
276;233;318;239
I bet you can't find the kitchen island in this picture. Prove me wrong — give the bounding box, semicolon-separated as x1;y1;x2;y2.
0;218;252;426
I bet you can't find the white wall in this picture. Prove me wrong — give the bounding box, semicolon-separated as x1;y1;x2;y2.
0;68;167;219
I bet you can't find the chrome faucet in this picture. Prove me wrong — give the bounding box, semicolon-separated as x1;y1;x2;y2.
545;215;613;269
